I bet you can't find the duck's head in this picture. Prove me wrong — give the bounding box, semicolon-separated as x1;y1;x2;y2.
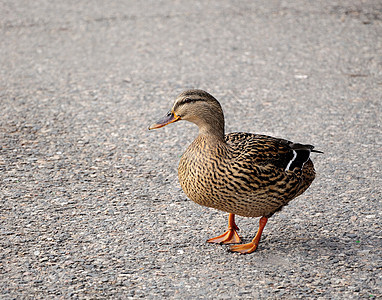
149;89;225;138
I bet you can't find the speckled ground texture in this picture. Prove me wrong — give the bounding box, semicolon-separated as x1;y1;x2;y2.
1;0;381;299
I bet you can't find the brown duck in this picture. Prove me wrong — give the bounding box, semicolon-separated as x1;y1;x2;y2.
149;89;322;254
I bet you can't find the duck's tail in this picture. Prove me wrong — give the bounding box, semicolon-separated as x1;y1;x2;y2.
285;144;323;171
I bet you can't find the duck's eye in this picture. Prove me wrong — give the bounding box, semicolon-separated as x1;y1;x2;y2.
183;98;197;104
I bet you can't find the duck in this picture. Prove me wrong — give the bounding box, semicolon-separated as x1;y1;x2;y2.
149;89;322;254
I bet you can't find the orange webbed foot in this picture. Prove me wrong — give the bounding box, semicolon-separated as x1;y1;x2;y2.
230;216;269;255
207;228;241;244
230;242;259;254
207;213;241;244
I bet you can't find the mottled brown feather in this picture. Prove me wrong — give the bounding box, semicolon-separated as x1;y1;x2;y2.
151;89;319;219
170;90;318;218
178;133;316;217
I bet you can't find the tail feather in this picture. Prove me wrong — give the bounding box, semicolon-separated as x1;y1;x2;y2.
285;143;323;171
312;149;324;154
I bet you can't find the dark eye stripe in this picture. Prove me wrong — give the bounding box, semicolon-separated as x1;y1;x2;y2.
182;98;199;104
174;97;202;111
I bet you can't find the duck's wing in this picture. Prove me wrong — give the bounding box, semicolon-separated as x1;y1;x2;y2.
225;132;321;172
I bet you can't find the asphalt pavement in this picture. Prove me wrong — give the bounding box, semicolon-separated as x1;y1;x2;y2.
1;0;381;299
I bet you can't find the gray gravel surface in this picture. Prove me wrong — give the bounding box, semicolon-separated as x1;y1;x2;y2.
1;0;381;299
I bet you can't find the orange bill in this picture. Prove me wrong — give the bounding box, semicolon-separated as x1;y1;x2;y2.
149;111;181;130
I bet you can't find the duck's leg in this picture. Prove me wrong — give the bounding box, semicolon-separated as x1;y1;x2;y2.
230;216;268;254
207;213;241;244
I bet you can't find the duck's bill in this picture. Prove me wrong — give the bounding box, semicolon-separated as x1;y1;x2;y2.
149;111;181;130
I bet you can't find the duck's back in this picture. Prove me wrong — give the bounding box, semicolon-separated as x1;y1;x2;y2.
178;132;316;218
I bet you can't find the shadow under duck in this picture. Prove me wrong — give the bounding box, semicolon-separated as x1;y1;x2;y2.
149;89;322;254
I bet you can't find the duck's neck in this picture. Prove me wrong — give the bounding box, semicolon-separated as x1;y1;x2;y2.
198;128;224;143
188;119;228;158
197;120;225;142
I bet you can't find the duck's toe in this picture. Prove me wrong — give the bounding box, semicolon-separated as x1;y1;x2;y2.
207;228;241;244
229;242;259;254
